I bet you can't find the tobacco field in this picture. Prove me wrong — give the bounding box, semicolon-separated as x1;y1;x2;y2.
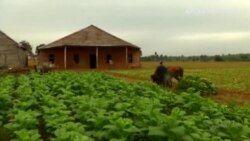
0;72;250;141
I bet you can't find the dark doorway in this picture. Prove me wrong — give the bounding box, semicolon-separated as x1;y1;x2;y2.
106;54;112;64
89;54;96;69
74;54;80;64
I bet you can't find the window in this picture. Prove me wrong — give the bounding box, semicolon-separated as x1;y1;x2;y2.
74;54;80;64
106;54;112;64
48;54;55;64
128;54;133;63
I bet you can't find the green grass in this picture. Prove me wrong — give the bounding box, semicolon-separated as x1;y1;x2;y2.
186;68;250;92
108;61;250;93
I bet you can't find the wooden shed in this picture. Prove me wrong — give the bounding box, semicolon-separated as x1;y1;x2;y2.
0;31;27;68
38;25;141;69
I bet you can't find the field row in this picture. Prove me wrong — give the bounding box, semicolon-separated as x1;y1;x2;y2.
108;61;250;93
0;72;250;141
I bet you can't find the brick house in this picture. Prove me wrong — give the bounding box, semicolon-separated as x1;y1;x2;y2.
38;25;141;69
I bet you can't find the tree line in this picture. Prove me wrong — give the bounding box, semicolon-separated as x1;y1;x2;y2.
141;52;250;62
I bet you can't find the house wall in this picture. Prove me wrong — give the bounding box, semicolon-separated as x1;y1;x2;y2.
38;46;141;69
0;34;27;68
127;48;141;68
38;48;65;69
98;47;141;69
66;47;95;69
98;47;126;69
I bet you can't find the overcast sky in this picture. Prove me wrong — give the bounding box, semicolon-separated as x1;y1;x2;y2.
1;0;250;56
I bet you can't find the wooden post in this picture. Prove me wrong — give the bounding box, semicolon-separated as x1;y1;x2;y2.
125;47;128;68
96;47;98;69
64;46;67;69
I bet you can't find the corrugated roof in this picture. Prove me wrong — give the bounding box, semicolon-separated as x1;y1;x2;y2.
40;25;140;49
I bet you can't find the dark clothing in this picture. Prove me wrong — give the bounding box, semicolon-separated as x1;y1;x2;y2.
154;65;167;84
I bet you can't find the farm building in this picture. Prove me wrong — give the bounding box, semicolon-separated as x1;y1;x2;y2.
38;25;141;69
0;31;28;68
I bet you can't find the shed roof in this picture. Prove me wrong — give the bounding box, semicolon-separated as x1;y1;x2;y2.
0;30;19;47
0;31;34;56
40;25;140;49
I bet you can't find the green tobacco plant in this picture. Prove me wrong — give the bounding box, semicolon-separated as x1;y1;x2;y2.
1;72;250;141
177;75;217;96
13;129;42;141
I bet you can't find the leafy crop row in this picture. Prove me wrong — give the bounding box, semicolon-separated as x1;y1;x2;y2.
5;75;42;141
0;76;15;126
0;72;250;141
30;73;91;141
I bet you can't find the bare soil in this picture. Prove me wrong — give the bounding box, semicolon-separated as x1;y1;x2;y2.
209;89;250;106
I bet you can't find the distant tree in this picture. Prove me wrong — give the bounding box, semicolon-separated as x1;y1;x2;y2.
141;53;250;62
214;55;224;62
154;52;159;61
200;55;209;61
180;55;186;61
159;54;164;60
19;40;33;55
36;44;45;55
154;52;158;56
240;54;248;60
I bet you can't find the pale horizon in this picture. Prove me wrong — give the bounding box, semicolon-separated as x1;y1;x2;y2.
1;0;250;56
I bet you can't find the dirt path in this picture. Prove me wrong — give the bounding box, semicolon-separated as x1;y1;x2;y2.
104;71;250;106
209;90;250;106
